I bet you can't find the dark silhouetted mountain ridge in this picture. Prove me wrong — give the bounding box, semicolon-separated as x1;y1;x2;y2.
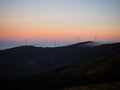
0;41;120;78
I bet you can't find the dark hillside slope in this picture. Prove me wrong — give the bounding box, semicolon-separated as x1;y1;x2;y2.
0;42;120;78
58;54;120;85
0;42;120;90
1;53;120;90
58;81;120;90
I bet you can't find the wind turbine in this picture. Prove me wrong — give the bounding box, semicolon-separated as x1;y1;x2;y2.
25;39;28;46
54;40;56;47
94;36;98;42
77;36;80;43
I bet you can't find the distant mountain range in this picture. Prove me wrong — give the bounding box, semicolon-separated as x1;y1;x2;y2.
0;41;120;78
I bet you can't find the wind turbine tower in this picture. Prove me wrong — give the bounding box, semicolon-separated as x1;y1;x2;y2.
94;36;98;42
77;36;80;43
25;39;28;46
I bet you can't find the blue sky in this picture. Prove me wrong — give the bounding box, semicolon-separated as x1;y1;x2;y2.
1;0;120;27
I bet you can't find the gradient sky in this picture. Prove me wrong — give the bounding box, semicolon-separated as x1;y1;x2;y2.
0;0;120;42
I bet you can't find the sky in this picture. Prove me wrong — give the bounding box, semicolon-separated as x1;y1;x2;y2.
0;0;120;42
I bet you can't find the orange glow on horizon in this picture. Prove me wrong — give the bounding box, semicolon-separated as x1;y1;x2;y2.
0;26;120;42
